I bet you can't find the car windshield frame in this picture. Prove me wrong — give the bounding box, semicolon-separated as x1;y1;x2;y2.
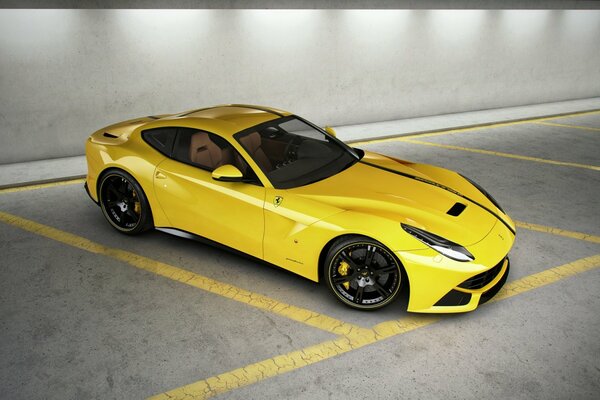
233;115;361;189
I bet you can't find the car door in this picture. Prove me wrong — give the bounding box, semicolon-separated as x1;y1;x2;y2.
152;128;265;259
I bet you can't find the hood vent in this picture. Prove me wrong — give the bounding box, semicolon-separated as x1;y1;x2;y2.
447;202;466;217
103;132;119;139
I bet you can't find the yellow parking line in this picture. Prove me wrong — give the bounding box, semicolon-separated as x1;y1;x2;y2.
149;254;600;400
148;314;441;400
515;221;600;244
0;178;85;194
401;139;600;171
148;336;375;400
535;121;600;132
350;121;524;146
350;109;600;145
0;210;366;337
492;254;600;302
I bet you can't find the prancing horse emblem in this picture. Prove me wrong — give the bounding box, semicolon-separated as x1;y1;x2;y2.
273;196;283;207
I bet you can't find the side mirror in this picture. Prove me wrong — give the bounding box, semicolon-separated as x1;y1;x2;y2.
324;126;337;137
212;164;243;182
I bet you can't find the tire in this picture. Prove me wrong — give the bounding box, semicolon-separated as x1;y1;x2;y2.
324;236;403;310
98;169;153;235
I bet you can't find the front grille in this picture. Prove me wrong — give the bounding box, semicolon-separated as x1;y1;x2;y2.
434;290;472;306
458;257;506;290
480;261;510;304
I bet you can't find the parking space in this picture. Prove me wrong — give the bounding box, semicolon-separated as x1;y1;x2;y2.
538;113;600;131
405;123;600;166
224;271;600;400
1;110;599;399
0;219;336;399
0;185;408;330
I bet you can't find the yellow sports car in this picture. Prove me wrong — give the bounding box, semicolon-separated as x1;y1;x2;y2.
85;104;515;312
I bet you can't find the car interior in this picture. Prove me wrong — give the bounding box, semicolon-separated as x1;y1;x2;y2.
174;130;251;177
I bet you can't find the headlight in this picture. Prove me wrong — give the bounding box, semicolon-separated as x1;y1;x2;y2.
460;174;504;213
401;224;474;262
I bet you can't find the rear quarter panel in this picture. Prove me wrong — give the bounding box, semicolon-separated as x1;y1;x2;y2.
86;132;171;227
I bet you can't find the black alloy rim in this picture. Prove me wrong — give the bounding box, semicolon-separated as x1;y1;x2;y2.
330;242;401;307
101;175;141;230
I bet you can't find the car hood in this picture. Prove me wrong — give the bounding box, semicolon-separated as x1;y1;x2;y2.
290;151;501;246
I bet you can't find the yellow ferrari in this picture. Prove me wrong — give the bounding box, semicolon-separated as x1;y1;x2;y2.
85;104;515;312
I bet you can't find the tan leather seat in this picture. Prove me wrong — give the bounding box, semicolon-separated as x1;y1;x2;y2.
189;132;233;170
239;132;272;172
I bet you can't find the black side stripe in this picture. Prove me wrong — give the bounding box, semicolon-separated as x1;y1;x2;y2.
359;160;516;235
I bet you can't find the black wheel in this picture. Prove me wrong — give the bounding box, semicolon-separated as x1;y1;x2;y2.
324;236;403;310
98;170;153;235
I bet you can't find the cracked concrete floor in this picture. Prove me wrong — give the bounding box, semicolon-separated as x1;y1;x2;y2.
1;115;599;399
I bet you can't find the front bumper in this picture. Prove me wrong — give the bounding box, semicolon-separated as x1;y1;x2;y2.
400;218;514;313
433;257;509;310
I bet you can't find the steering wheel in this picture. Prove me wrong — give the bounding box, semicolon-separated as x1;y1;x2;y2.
283;136;301;164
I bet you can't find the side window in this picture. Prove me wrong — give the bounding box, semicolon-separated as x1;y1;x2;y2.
142;127;177;156
172;128;199;165
172;128;260;183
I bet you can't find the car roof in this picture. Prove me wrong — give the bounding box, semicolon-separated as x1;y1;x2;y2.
160;104;293;137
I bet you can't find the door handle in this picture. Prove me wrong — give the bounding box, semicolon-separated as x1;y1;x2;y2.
155;171;167;179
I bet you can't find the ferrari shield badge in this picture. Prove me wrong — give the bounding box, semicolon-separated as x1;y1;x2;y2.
273;196;283;207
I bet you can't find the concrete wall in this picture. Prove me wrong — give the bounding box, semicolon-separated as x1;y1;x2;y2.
2;1;600;9
1;9;599;163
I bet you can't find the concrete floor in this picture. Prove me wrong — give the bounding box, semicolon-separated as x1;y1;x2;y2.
1;110;599;399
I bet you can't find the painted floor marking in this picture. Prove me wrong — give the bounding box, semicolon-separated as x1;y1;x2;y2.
149;254;600;400
535;121;600;132
515;220;600;244
0;108;597;399
349;120;528;146
147;315;442;400
491;254;600;302
401;139;600;171
0;178;85;194
350;109;600;145
2;183;600;398
0;211;367;337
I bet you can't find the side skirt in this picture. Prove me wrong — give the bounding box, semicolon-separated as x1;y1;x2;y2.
154;227;313;281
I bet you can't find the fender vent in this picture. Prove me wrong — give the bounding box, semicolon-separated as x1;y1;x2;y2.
447;202;466;216
103;132;119;139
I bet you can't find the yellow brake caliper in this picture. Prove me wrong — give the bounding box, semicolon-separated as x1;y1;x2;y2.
132;190;141;215
338;260;351;290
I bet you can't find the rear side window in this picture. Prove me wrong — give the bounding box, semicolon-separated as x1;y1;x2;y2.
142;128;177;156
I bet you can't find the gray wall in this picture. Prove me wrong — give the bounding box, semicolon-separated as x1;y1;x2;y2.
1;9;599;163
2;1;600;9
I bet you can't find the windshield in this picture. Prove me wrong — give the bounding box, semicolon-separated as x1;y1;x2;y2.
234;116;360;189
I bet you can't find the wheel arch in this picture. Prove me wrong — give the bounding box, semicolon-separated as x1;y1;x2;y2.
96;166;135;197
317;233;409;282
319;234;410;310
95;159;171;226
96;167;155;233
318;234;363;281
